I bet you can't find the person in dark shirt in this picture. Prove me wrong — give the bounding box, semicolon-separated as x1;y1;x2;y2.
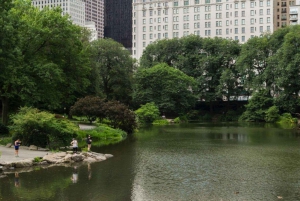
14;139;21;157
86;135;92;152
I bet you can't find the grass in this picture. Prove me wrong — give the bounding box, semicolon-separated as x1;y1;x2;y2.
0;136;12;146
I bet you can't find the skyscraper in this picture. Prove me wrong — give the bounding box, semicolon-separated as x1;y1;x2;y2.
84;0;105;38
104;0;132;49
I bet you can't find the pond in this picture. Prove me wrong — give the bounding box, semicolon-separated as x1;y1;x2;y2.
1;123;300;201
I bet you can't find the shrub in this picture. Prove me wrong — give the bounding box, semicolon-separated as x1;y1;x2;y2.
152;119;169;125
135;102;160;124
265;106;280;123
10;107;79;149
174;117;181;123
33;157;42;163
239;90;273;122
220;110;240;122
186;110;200;120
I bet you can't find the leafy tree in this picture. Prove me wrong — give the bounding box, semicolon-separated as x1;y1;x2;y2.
265;106;280;123
135;102;160;124
133;63;197;114
0;1;91;124
89;38;134;104
103;101;137;133
70;96;106;123
10;107;78;148
239;90;274;122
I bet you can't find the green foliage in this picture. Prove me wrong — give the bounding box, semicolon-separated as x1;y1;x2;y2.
9;107;79;148
135;102;160;124
199;113;212;121
89;38;134;104
33;157;42;163
152;119;169;125
103;101;137;133
70;96;105;123
77;125;127;147
173;117;181;123
239;90;273;122
186;110;200;120
133;63;197;114
0;137;12;146
265;106;280;123
0;123;9;135
277;113;297;128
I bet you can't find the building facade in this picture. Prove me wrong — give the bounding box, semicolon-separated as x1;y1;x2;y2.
32;0;86;26
132;0;294;59
104;0;132;49
290;0;300;25
84;0;105;38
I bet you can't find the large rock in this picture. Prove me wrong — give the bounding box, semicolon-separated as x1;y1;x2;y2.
29;145;38;150
71;154;84;162
5;143;12;148
14;159;33;168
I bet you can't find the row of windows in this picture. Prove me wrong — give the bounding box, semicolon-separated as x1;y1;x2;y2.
136;26;271;41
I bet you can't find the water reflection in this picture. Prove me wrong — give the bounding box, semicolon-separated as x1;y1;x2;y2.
71;166;78;184
14;172;20;188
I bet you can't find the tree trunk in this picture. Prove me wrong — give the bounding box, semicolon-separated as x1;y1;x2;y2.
1;96;9;125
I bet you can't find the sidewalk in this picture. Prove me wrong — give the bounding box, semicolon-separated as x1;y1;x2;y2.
0;145;49;163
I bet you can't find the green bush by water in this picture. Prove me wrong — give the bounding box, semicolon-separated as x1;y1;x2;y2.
152;119;169;125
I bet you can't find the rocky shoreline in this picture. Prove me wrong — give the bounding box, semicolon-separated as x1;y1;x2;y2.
0;151;113;178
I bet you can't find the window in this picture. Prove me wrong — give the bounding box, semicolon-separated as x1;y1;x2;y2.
158;10;161;15
149;34;153;39
150;11;153;16
216;21;222;27
267;17;270;23
251;10;255;16
194;30;200;35
158;33;161;39
242;11;245;17
226;4;229;10
260;26;263;32
267;26;270;31
250;27;254;33
226;20;229;26
194;14;200;20
143;19;146;24
143;42;146;47
205;22;211;27
183;23;189;29
194;7;200;12
259;1;263;6
165;33;168;38
165;9;168;15
235;19;238;25
216;13;222;19
158;25;161;31
205;30;211;35
235;28;238;34
183;7;189;13
143;34;146;40
150;18;153;24
205;6;211;11
242;36;245;42
242;27;245;33
259;9;263;15
267;9;270;15
143;11;146;17
165;25;168;30
195;0;200;4
250;18;255;24
143;26;146;32
205;0;210;3
259;18;263;24
205;14;211;19
235;3;238;9
235;36;238;41
174;1;178;6
165;17;168;22
184;0;189;5
241;2;245;8
241;19;245;25
194;22;200;28
183;15;189;21
267;0;270;6
226;12;229;18
250;2;254;7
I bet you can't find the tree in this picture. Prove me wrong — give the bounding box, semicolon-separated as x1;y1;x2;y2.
239;90;274;122
89;38;134;104
103;101;137;133
133;63;197;114
0;1;91;124
135;102;160;124
70;96;106;123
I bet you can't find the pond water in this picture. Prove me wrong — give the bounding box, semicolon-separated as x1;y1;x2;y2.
1;123;300;201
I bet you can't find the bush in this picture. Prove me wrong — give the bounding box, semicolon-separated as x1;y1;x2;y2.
152;119;169;125
33;157;42;163
277;113;297;125
239;90;273;122
77;125;127;147
174;117;181;123
186;110;200;120
9;107;79;149
0;123;9;135
265;106;280;123
200;113;212;121
135;102;160;124
220;110;240;122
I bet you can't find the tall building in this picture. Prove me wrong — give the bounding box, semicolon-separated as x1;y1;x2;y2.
84;0;105;38
290;0;299;25
104;0;132;49
132;0;295;59
32;0;86;27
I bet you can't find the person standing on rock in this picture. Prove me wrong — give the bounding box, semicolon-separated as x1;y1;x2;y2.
86;135;92;152
14;139;21;157
71;138;78;154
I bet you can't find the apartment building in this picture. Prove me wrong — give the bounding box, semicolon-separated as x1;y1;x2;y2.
290;0;300;25
32;0;86;27
84;0;105;38
132;0;294;59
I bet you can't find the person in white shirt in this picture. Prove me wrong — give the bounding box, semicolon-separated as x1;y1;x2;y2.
70;138;78;154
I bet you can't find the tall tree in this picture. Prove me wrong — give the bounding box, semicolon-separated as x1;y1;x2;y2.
0;0;90;124
89;38;134;104
133;63;197;114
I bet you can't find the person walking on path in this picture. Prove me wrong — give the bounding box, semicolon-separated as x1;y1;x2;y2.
14;139;21;157
86;135;92;152
70;138;78;154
